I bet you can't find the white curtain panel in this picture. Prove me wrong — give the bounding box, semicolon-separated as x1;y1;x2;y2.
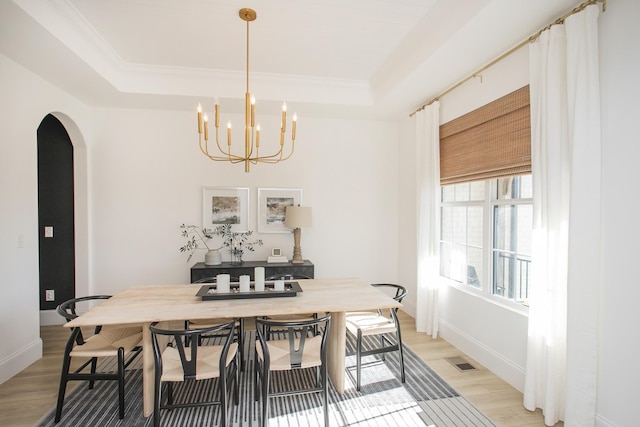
415;102;440;337
525;5;601;426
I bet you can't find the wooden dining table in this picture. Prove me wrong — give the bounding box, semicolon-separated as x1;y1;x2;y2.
65;277;402;417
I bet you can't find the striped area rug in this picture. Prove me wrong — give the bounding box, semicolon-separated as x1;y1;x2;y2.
36;331;495;427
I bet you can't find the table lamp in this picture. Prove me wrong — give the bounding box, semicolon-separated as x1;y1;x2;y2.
284;206;312;264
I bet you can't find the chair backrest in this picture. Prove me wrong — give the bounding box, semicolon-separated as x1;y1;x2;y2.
265;274;312;281
255;314;331;369
57;295;112;345
57;295;112;322
371;284;407;321
371;283;407;303
149;319;236;380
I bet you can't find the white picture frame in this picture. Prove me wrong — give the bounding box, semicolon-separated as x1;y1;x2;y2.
257;188;302;233
202;187;250;232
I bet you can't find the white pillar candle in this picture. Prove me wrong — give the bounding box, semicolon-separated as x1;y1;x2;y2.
274;279;285;291
239;275;251;292
216;274;230;293
254;267;265;292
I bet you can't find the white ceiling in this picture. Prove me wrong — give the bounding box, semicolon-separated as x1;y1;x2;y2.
1;0;579;119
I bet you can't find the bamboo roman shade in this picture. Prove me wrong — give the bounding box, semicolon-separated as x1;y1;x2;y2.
439;85;531;185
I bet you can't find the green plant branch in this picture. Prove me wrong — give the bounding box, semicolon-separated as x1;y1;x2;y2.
179;223;263;263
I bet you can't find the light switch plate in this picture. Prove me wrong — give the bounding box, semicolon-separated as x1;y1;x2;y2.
44;226;54;238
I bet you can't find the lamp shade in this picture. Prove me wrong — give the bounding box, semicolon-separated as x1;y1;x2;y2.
285;206;312;228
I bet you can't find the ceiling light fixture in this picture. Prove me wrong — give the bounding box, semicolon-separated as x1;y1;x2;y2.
196;8;297;173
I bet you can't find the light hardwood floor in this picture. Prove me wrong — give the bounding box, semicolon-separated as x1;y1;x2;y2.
0;311;559;426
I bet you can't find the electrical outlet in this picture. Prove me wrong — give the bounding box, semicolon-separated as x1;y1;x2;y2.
45;289;55;301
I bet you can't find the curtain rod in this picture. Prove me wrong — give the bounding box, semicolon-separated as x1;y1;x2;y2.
409;0;606;117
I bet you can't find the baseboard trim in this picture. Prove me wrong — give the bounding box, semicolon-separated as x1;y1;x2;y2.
438;318;526;392
0;338;42;385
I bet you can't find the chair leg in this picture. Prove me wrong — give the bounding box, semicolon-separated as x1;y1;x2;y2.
356;330;363;391
54;353;72;422
117;348;125;419
261;370;270;427
234;365;240;405
88;357;97;389
322;365;329;426
238;318;245;372
254;356;260;401
153;369;161;427
396;329;406;383
219;372;228;427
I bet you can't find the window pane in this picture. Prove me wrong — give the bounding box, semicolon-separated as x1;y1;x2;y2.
497;175;533;200
454;183;470;202
469;180;485;200
452;207;467;245
467;247;483;288
441;206;453;241
440;242;452;278
440;175;532;302
492;203;532;301
517;205;533;256
442;185;455;202
494;205;516;252
520;175;532;198
467;206;483;247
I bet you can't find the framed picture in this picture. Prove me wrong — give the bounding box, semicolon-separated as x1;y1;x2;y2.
257;188;302;233
202;187;250;232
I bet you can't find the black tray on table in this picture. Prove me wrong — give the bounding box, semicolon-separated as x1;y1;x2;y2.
196;281;303;300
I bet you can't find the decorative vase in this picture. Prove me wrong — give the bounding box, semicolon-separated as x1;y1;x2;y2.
204;250;222;265
230;251;243;265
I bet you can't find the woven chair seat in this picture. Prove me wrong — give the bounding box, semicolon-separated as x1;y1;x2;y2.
70;327;142;358
345;312;397;337
160;343;238;382
256;336;323;370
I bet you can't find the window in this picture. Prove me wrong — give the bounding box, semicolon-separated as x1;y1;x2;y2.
440;175;532;303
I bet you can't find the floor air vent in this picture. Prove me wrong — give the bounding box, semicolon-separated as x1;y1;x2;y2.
445;356;476;372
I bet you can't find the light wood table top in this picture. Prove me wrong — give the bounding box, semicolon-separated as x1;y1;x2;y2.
65;278;401;417
66;278;400;326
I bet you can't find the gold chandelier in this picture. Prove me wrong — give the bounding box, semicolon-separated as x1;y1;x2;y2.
196;8;297;173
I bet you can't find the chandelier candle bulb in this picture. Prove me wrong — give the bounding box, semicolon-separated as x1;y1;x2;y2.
281;102;287;130
292;114;297;140
203;114;209;141
214;99;220;127
256;125;260;147
227;121;232;145
197;103;202;134
250;96;256;127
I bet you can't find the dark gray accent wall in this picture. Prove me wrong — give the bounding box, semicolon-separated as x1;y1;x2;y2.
37;114;75;310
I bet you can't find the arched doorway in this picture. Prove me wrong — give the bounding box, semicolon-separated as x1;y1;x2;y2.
37;114;75;310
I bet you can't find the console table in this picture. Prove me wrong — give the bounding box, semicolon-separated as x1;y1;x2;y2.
190;260;314;283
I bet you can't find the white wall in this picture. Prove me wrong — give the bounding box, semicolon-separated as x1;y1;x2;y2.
0;54;93;383
86;108;399;294
0;51;400;383
597;1;640;426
